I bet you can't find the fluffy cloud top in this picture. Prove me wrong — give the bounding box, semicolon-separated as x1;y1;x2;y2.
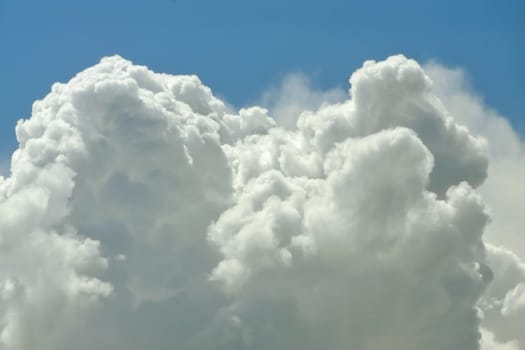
0;55;522;349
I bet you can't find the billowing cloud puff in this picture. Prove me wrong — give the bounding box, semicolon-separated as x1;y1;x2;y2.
480;329;519;350
0;54;520;349
424;63;525;347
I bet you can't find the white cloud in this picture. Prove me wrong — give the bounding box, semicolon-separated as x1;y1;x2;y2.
424;63;525;348
480;329;519;350
502;283;525;316
424;63;525;260
0;54;523;349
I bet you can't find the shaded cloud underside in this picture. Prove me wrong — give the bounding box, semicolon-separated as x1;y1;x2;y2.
0;55;523;349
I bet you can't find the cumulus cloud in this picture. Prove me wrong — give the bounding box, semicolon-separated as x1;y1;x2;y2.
424;63;525;347
424;63;525;259
480;329;519;350
0;54;522;349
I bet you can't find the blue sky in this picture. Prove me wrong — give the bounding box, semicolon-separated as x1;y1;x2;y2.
1;0;523;160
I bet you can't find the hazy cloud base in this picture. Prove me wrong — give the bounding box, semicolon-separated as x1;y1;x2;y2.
0;55;523;349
